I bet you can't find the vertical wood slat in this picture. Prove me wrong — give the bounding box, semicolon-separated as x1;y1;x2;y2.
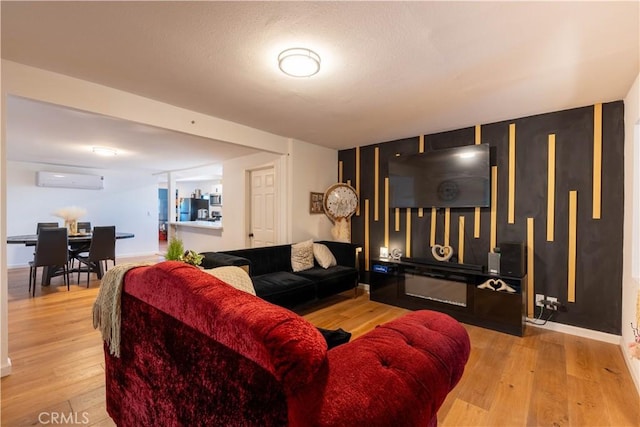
384;177;389;248
355;146;361;216
395;208;400;232
527;217;535;318
508;123;516;224
593;103;602;219
444;208;451;247
374;147;379;221
474;124;482;238
364;199;370;271
547;134;556;241
406;209;412;257
490;166;498;251
430;207;437;247
418;135;424;218
338;160;343;183
458;216;465;264
568;191;578;302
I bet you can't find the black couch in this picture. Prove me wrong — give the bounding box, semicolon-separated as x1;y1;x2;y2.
200;241;359;309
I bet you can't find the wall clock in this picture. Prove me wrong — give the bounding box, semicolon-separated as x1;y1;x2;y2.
323;183;359;242
323;183;359;221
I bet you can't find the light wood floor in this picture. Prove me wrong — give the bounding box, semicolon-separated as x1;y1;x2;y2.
2;255;639;426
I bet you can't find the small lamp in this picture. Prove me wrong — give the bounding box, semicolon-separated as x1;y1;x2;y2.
379;246;389;259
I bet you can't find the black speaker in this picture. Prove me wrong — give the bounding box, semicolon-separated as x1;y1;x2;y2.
499;241;526;277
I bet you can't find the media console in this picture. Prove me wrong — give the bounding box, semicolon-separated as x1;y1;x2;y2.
370;258;526;336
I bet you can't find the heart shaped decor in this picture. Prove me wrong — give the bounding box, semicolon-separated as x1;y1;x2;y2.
431;244;454;261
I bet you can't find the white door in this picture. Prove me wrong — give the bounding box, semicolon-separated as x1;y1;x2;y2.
249;167;276;248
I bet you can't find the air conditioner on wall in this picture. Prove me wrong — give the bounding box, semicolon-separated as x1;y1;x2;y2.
36;171;104;190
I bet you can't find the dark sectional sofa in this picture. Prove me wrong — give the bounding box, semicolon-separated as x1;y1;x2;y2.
200;240;359;308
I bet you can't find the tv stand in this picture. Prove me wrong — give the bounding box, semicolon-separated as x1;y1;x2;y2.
370;258;526;336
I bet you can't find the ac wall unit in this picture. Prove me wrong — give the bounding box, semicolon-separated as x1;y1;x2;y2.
36;171;104;190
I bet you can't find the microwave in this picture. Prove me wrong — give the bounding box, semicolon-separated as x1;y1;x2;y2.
210;194;222;205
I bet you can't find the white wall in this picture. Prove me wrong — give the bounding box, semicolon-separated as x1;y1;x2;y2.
622;72;640;393
1;61;11;376
6;161;158;267
289;139;337;242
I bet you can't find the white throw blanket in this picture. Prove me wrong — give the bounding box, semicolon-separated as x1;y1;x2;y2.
92;263;150;357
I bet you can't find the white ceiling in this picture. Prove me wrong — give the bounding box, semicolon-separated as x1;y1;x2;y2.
2;1;639;172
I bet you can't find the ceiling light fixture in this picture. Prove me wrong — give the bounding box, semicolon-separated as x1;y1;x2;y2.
92;146;118;156
278;48;321;77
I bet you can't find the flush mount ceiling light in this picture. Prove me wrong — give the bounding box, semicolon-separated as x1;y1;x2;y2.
92;146;118;156
278;48;321;77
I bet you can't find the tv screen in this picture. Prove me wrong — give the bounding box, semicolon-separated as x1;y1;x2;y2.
389;144;490;208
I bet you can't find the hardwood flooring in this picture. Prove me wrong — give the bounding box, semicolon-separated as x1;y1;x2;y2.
2;255;638;426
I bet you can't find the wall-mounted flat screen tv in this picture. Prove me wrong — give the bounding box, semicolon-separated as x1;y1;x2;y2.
389;143;490;208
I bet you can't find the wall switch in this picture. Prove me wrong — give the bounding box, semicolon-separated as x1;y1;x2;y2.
535;294;545;307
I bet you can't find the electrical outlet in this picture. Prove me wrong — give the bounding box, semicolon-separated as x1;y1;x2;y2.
536;294;545;307
547;296;558;310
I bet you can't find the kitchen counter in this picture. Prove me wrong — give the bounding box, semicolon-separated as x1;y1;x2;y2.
170;220;223;230
169;221;223;253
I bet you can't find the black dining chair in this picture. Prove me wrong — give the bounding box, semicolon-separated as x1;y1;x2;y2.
36;222;59;234
69;222;92;269
76;226;116;287
77;222;91;234
29;227;70;296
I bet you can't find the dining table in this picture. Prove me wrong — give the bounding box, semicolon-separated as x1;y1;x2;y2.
7;231;135;285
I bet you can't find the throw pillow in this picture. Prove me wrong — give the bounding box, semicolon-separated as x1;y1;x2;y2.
203;266;256;295
313;243;337;269
291;239;314;272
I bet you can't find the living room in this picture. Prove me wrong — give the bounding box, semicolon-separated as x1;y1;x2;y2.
1;2;639;425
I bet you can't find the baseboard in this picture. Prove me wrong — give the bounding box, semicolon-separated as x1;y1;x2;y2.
621;346;640;396
1;357;12;377
527;318;621;345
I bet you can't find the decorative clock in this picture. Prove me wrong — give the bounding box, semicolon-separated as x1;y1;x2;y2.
323;183;359;220
323;183;359;242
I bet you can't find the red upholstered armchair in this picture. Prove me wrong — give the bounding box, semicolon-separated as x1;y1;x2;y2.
104;262;470;426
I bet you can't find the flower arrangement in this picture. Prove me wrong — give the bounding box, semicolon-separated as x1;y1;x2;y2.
52;206;87;235
630;291;640;361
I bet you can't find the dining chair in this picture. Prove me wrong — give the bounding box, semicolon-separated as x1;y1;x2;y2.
69;222;92;269
77;222;91;234
76;226;116;287
29;227;70;296
36;222;59;233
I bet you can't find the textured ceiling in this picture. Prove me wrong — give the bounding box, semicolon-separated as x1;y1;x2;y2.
2;1;639;166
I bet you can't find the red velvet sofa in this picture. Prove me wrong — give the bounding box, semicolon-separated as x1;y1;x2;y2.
104;261;471;426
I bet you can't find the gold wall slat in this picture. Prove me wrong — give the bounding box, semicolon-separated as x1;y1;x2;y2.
474;124;481;237
490;166;498;251
527;217;535;317
347;179;351;186
406;209;412;257
419;134;425;153
356;146;361;216
384;177;389;248
364;199;370;271
395;208;400;232
593;103;602;219
338;160;343;183
508;123;516;224
418;208;424;217
474;207;481;238
430;207;437;247
374;147;379;221
444;208;451;247
547;134;556;242
458;216;465;264
568;191;577;302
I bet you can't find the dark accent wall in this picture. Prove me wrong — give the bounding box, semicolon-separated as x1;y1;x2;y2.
339;101;624;334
